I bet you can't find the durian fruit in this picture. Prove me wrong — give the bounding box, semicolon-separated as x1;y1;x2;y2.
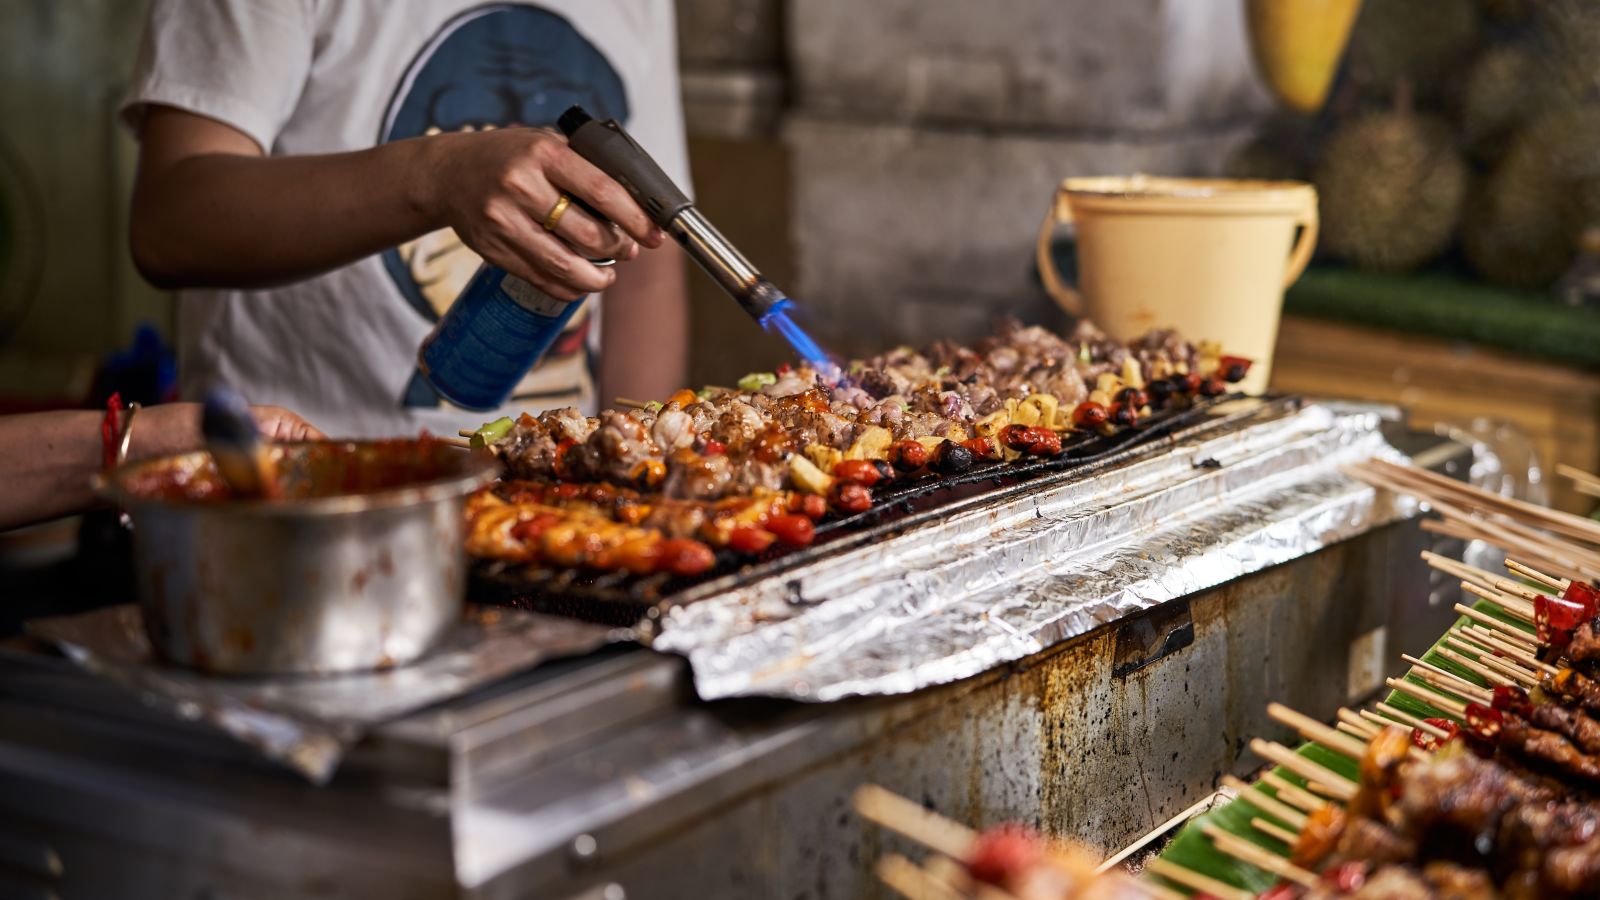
1463;107;1600;287
1458;42;1541;164
1345;0;1482;101
1313;109;1469;273
1536;0;1600;106
1223;113;1313;182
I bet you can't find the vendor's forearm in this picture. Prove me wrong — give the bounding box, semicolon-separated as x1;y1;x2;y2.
130;137;440;290
0;411;108;530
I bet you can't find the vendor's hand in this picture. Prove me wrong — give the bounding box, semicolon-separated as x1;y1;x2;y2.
251;406;324;442
427;127;666;302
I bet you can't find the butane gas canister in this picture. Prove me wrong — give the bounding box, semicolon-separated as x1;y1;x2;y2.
418;260;610;412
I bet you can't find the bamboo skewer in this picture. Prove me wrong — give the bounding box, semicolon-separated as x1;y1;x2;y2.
1220;775;1309;829
1373;703;1450;738
854;785;974;861
1361;458;1600;549
1451;604;1538;645
875;854;967;900
439;435;472;449
1251;817;1299;846
1337;708;1381;740
1400;667;1488;707
1400;656;1493;703
1434;645;1519;688
1386;677;1469;719
1267;703;1369;760
1337;721;1374;741
1450;632;1551;680
1248;739;1358;801
1260;772;1328;813
1493;576;1553;603
1200;823;1319;889
1507;558;1570;592
613;397;651;410
1421;550;1502;591
1144;858;1252;900
1456;626;1557;674
1460;582;1535;622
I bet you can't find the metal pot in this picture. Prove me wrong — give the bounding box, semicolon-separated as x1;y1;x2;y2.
101;441;498;675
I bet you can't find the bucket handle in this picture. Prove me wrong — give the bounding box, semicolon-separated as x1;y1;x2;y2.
1283;188;1319;290
1035;184;1082;316
1036;183;1323;312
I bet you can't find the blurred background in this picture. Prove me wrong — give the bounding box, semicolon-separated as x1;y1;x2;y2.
1;0;1598;509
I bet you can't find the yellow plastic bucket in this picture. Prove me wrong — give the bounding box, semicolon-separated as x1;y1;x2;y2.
1036;176;1318;394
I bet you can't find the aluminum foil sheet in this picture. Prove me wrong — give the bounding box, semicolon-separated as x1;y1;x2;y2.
25;605;617;783
654;399;1419;701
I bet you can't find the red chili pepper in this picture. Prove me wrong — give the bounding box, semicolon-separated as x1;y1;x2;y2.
553;482;582;499
658;538;717;577
1491;684;1532;718
830;481;873;514
702;439;727;456
553;438;577;477
1199;377;1228;397
776;362;792;375
1219;355;1253;383
1465;702;1504;741
834;459;883;487
962;436;996;458
1411;717;1462;751
1564;580;1599;619
1536;592;1586;648
1071;401;1108;430
1179;373;1203;393
728;525;777;555
1321;860;1367;892
767;514;816;546
888;440;929;470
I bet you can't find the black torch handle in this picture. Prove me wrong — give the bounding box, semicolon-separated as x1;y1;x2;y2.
558;106;693;227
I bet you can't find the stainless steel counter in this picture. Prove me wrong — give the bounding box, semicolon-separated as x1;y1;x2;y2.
0;429;1466;899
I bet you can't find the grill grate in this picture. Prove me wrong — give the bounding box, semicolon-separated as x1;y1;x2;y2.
473;394;1257;624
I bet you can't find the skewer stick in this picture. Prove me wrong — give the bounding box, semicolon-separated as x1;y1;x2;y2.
1259;772;1328;813
1251;817;1299;846
1506;558;1570;592
1452;604;1538;645
854;785;974;861
1421;518;1592;586
1220;775;1309;829
1135;878;1189;900
1557;463;1600;494
1267;703;1369;759
1456;626;1557;674
1363;458;1600;549
1434;645;1518;688
1373;703;1451;739
1200;824;1319;889
457;428;474;438
1493;576;1553;603
612;397;651;410
1459;640;1542;682
1337;721;1374;741
921;857;1013;900
875;854;967;900
1248;739;1358;801
1401;656;1493;703
1386;677;1469;719
1421;551;1500;591
1461;582;1535;622
439;435;472;449
1144;858;1252;900
1337;708;1381;739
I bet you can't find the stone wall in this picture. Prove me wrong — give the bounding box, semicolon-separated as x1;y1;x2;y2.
678;0;1273;370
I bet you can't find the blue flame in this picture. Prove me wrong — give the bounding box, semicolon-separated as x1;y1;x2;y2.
759;298;834;370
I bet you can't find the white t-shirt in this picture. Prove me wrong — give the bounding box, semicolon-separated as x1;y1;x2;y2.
122;0;691;438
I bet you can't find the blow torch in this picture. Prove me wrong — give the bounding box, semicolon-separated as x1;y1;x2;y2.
558;106;811;343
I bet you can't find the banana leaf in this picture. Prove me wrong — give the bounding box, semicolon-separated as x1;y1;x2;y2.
1149;591;1536;896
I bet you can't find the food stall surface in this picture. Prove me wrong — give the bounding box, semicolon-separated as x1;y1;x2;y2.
0;420;1464;899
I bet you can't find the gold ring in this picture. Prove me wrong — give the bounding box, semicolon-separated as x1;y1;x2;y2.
542;193;573;232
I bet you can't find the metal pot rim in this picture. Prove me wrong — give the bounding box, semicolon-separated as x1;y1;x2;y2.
98;441;500;517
